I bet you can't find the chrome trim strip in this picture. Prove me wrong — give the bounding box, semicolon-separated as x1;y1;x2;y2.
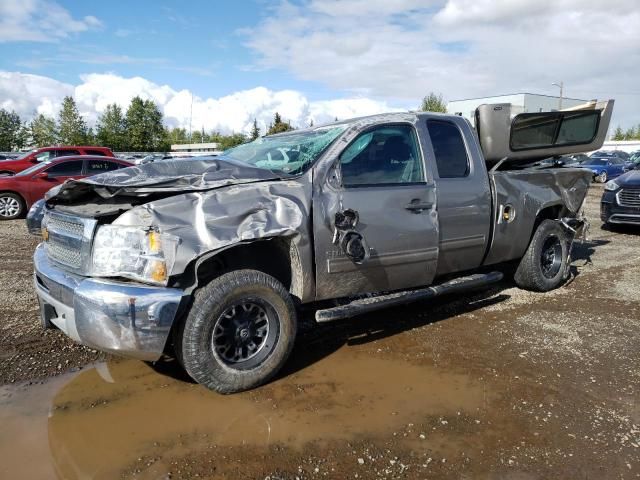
609;214;640;224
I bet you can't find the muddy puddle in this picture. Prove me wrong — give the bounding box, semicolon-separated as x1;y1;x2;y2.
0;345;494;479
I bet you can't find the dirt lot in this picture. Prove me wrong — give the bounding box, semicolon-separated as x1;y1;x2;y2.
0;184;638;479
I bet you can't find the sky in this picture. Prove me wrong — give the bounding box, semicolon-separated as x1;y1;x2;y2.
0;0;638;135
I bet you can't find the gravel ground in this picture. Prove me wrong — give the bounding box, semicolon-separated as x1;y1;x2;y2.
0;220;109;384
0;184;638;479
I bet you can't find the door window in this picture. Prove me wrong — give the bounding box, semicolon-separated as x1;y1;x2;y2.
85;159;121;174
339;125;424;186
35;151;52;162
45;161;84;177
427;120;470;178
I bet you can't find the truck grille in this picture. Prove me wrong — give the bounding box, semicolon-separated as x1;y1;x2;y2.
44;212;97;273
618;187;640;208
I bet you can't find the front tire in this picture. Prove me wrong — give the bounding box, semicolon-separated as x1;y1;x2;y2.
0;192;25;220
595;171;607;183
514;219;571;292
180;269;297;393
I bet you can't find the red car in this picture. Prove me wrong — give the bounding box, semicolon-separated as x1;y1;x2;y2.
0;155;132;220
0;146;114;176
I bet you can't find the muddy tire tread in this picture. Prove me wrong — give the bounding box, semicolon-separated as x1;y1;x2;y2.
180;269;297;394
514;219;570;292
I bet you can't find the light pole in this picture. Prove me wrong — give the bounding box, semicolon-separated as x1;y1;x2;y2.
552;81;564;110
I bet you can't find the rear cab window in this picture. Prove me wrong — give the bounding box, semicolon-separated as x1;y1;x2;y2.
426;120;470;178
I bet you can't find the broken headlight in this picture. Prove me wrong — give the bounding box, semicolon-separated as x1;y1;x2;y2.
604;180;620;191
90;226;179;286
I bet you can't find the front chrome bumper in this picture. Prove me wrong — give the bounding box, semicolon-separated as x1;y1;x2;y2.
33;244;185;361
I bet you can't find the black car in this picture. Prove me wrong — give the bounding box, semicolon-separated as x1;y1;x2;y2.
601;165;640;226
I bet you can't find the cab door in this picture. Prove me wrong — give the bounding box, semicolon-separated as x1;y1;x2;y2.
313;124;439;300
424;118;492;275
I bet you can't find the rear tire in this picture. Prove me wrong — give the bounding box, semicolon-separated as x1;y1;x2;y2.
179;269;297;393
514;219;571;292
0;192;25;220
595;171;607;183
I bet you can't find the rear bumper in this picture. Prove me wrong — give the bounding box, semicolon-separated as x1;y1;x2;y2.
33;244;185;361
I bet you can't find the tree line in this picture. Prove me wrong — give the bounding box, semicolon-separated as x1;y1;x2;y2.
611;125;640;141
0;96;299;152
0;92;451;152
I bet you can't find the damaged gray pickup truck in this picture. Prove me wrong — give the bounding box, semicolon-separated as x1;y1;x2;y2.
29;100;613;393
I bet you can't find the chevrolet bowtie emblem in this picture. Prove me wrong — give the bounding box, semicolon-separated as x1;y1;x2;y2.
41;227;49;241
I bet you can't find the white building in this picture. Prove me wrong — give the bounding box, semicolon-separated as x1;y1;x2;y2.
447;93;591;124
170;142;222;155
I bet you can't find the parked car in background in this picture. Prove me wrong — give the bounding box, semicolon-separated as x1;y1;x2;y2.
0;155;131;220
0;146;114;176
590;150;630;161
578;156;627;183
601;164;640;226
564;153;591;165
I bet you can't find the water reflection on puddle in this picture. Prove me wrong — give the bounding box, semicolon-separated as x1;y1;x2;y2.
0;346;489;479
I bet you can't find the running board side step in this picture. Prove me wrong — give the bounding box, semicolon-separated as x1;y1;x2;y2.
315;271;504;323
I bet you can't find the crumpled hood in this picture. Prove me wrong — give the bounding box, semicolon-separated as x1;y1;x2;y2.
617;169;640;186
46;156;283;201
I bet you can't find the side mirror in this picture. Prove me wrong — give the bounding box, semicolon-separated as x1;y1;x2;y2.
34;171;48;179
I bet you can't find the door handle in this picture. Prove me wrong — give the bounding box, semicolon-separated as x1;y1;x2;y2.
405;199;433;213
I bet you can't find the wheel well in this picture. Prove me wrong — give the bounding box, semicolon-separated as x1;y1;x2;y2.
187;238;303;300
532;205;563;234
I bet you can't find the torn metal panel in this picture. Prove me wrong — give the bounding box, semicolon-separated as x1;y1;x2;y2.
46;157;284;202
44;158;316;302
483;167;591;266
113;178;314;291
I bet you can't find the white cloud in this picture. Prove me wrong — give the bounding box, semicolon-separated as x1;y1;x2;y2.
0;71;396;134
244;0;640;128
0;0;102;43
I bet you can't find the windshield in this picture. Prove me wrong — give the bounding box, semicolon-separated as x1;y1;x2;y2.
15;161;49;176
16;150;36;160
222;126;347;175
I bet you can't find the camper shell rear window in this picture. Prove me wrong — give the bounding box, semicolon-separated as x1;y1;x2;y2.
510;110;600;151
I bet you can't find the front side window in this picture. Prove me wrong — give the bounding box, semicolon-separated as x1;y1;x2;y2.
35;151;52;162
427;120;470;178
46;160;83;177
339;125;424;186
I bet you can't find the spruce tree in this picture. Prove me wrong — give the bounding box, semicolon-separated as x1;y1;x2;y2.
57;96;87;144
250;118;260;140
